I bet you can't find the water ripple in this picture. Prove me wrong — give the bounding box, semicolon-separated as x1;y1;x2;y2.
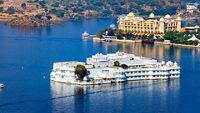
0;80;163;108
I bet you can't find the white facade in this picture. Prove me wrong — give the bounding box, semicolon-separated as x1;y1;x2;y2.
50;52;180;85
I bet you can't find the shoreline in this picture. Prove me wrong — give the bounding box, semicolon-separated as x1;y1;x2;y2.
51;78;179;86
0;16;116;27
154;41;200;48
93;37;136;43
93;37;200;48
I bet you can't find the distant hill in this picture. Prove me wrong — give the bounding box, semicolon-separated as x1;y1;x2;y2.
45;0;200;16
1;0;199;17
0;0;199;26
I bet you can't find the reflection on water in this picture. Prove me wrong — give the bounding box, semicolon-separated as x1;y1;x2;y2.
92;40;200;63
50;79;180;112
0;18;200;113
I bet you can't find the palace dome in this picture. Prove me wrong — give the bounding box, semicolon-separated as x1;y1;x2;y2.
125;12;135;20
149;13;155;18
159;17;164;22
176;16;181;21
127;12;135;17
164;14;171;19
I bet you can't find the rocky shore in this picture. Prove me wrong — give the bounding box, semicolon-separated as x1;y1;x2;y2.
8;16;47;27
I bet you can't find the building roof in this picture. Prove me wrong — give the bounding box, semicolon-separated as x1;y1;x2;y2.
164;14;171;19
159;17;164;22
127;12;135;17
176;16;181;21
188;35;200;42
149;13;155;18
124;12;145;21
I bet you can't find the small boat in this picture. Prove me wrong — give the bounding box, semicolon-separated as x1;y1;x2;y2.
0;83;4;88
82;32;90;39
110;24;116;29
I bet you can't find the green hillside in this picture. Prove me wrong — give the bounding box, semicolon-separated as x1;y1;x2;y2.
45;0;199;16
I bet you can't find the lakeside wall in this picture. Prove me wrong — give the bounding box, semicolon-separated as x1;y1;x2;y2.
93;37;200;48
155;41;200;48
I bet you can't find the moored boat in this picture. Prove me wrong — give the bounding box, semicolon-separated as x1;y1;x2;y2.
0;83;4;88
82;32;90;39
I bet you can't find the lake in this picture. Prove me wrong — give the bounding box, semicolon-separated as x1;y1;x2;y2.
0;19;200;113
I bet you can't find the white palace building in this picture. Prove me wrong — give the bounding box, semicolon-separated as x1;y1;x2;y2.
50;52;180;85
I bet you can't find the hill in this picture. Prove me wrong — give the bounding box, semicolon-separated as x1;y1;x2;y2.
45;0;199;16
0;0;199;26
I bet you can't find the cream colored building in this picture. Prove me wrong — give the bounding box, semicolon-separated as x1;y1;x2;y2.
118;12;182;36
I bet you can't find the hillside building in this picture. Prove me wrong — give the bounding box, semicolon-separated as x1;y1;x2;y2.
118;12;182;36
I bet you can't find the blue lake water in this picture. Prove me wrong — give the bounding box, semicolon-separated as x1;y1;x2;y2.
0;19;200;113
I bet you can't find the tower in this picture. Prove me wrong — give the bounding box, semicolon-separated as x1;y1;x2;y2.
176;17;181;32
159;18;165;34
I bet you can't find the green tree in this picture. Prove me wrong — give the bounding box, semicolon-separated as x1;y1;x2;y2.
113;61;120;67
149;34;154;39
96;29;105;38
125;32;132;39
6;6;15;14
49;9;65;18
51;2;60;7
115;29;124;39
101;9;112;17
75;65;88;81
44;7;48;13
0;7;3;12
35;14;43;19
46;15;52;21
21;3;27;9
36;4;39;8
39;1;46;8
164;31;177;42
107;28;115;36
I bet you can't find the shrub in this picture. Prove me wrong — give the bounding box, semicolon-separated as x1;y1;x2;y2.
113;61;120;67
75;65;88;81
49;9;65;18
35;14;43;19
46;15;52;21
21;3;27;9
6;7;15;14
51;2;60;8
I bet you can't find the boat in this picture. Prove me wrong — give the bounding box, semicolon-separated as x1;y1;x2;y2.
82;32;90;39
110;24;116;29
0;83;4;88
50;52;180;85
